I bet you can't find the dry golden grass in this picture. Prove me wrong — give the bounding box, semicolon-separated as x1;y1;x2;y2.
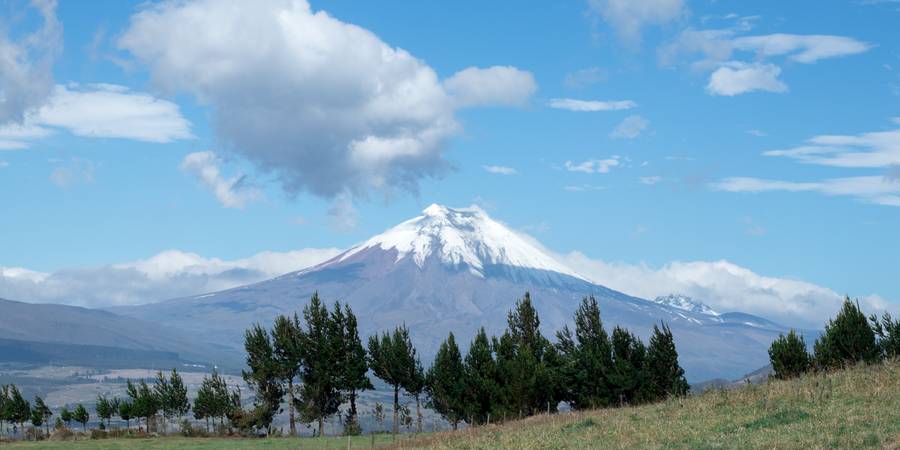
393;359;900;449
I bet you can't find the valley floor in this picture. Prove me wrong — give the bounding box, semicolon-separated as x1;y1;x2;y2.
7;360;900;449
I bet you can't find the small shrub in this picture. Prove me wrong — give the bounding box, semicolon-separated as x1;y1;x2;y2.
814;297;880;369
769;330;811;379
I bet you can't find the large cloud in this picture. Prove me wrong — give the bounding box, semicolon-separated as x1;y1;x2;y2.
0;0;60;125
118;0;535;202
562;252;896;329
0;248;341;307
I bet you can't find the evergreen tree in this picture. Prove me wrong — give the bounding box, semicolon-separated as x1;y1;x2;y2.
126;379;159;432
60;406;72;428
118;400;133;430
6;385;30;435
73;404;89;432
29;406;43;434
870;312;900;359
33;396;51;436
425;332;466;428
609;326;648;406
493;331;529;419
368;324;417;436
156;369;190;430
271;313;302;436
243;323;284;434
464;328;498;425
96;394;113;430
194;373;215;433
212;370;236;428
295;295;342;437
768;329;811;379
0;384;8;434
339;304;372;435
646;322;689;399
566;296;615;409
814;297;880;369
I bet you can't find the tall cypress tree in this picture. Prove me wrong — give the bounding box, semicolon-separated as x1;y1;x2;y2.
368;324;417;436
242;323;283;434
296;294;342;437
464;327;498;425
340;304;372;435
271;313;303;435
426;332;466;429
814;297;880;369
646;322;689;399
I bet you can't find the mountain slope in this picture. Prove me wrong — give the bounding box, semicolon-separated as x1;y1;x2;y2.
118;205;796;380
0;297;233;368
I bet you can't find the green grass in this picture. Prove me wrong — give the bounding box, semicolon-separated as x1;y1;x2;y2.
7;360;900;449
393;359;900;449
4;434;402;449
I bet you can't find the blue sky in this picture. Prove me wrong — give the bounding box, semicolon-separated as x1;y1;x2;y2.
1;0;898;326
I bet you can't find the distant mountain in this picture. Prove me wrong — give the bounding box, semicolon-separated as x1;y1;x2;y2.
116;204;799;381
653;294;719;316
0;298;233;369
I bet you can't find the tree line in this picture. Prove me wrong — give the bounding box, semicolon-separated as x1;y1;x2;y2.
769;296;900;379
236;291;689;437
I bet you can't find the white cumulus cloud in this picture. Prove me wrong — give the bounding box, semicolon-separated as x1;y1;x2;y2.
706;62;788;96
444;66;536;108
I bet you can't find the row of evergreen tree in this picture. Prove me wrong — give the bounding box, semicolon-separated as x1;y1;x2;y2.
769;296;900;379
0;385;86;438
237;291;690;437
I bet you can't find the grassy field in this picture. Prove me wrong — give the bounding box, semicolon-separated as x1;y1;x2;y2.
7;360;900;449
396;359;900;449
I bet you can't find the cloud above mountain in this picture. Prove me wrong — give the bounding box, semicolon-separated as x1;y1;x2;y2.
118;0;535;206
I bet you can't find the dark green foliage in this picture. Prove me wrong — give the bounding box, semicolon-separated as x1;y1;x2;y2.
158;369;190;424
339;304;372;435
95;394;115;429
870;312;900;359
5;385;30;432
814;297;880;369
295;295;342;436
60;406;72;428
271;312;302;435
126;379;158;431
73;404;89;432
609;326;648;405
117;400;133;429
29;406;43;428
426;332;466;428
368;323;418;435
242;322;284;434
464;328;499;425
33;395;52;435
768;330;811;379
194;369;237;433
646;322;690;398
562;296;615;409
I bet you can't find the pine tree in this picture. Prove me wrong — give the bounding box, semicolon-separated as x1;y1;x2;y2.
160;369;190;430
646;322;689;399
768;329;811;379
96;394;113;430
6;385;30;435
118;400;133;430
609;326;648;406
464;328;498;425
194;373;215;433
566;296;615;409
870;312;900;359
339;304;372;435
33;396;51;436
29;406;43;434
369;324;417;436
0;384;8;434
127;379;159;432
295;295;342;437
73;404;89;432
425;332;466;428
60;406;72;429
242;323;284;434
814;297;880;369
271;313;302;436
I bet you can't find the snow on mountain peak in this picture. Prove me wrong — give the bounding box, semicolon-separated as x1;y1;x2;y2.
653;294;719;316
339;204;585;280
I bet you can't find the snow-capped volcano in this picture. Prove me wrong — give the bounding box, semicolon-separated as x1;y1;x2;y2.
335;204;585;280
654;294;719;316
119;204;797;381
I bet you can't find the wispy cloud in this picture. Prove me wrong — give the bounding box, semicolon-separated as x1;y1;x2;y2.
482;165;518;175
610;115;649;139
549;98;637;112
763;123;900;169
565;157;621;173
712;175;900;206
640;175;663;185
179;151;262;209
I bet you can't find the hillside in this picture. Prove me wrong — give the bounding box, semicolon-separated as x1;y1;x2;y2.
395;360;900;449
